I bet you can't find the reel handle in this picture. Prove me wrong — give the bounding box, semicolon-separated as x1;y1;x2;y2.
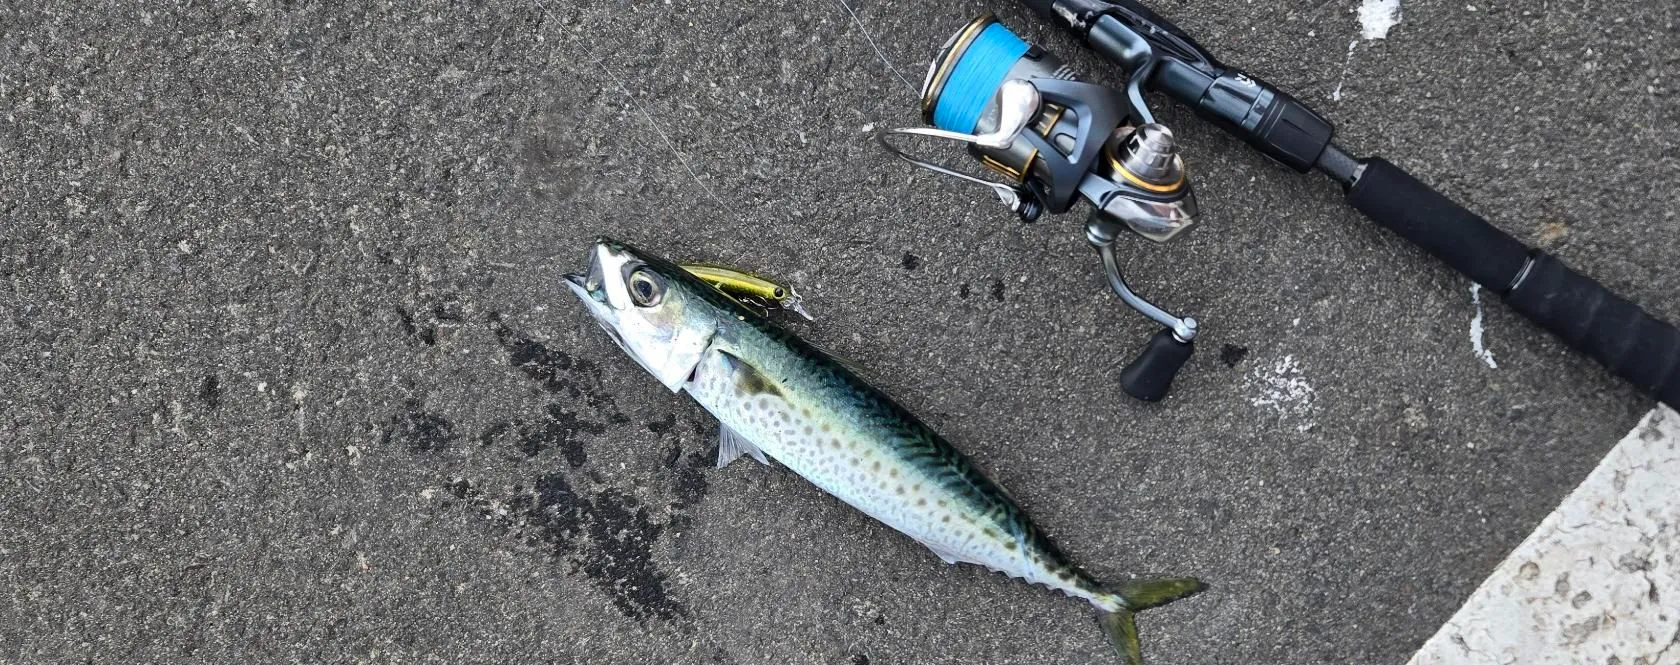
1347;156;1680;409
1120;328;1194;402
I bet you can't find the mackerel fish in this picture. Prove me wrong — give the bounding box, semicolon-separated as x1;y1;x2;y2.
563;237;1203;664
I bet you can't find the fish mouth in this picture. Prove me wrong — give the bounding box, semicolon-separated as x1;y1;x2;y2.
565;256;632;354
563;241;611;328
562;267;599;305
564;240;611;301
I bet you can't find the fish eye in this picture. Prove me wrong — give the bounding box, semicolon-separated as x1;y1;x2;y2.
627;268;664;307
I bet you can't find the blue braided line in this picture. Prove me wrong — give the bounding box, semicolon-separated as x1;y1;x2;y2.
931;22;1029;134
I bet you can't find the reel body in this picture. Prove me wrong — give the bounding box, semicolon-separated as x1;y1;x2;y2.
880;14;1201;401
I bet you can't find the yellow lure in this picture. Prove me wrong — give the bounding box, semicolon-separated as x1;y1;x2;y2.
680;264;813;321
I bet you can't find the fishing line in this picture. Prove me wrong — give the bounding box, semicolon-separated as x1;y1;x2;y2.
601;65;730;211
929;23;1029;132
833;0;918;97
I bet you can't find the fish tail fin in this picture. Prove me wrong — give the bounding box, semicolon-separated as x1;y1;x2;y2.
1096;577;1207;665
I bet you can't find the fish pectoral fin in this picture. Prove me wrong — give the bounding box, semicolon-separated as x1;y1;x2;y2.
716;423;769;468
717;349;784;398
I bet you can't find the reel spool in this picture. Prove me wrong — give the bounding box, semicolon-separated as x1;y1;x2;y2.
880;14;1201;401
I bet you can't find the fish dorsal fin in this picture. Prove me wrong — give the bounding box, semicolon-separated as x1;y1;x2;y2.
794;337;875;384
716;423;769;468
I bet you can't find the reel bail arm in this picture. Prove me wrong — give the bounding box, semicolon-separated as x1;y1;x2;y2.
877;78;1049;221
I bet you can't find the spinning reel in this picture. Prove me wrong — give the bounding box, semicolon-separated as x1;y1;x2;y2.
880;14;1206;401
878;3;1680;408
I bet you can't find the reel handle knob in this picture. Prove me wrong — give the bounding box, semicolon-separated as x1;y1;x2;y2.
1119;328;1194;402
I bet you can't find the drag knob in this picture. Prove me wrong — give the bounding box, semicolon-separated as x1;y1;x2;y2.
1115;124;1185;188
1119;329;1194;402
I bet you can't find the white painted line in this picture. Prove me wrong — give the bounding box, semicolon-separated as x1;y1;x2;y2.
1334;0;1403;101
1407;406;1680;665
1332;41;1358;102
1469;284;1498;369
1246;355;1317;432
1358;0;1403;40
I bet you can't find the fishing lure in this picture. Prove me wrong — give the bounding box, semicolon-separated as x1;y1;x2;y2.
680;263;813;321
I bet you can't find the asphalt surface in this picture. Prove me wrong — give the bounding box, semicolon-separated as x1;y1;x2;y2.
3;1;1676;663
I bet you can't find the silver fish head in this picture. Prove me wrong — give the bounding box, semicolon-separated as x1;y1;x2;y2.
564;237;720;391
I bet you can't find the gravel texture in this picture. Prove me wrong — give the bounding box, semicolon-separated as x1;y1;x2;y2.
2;0;1676;663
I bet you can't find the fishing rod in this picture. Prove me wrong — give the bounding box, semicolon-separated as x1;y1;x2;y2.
880;2;1680;407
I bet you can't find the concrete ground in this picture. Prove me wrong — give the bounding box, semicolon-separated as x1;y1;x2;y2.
3;0;1676;663
1407;406;1679;665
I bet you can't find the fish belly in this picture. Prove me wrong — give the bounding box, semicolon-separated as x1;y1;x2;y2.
685;348;1059;584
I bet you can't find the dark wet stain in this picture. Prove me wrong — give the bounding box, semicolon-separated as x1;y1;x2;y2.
900;252;921;270
382;398;456;452
689;417;713;437
489;313;620;414
958;283;971;299
494;316;574;389
873;615;885;625
989;280;1005;302
582;486;678;620
850;655;871;665
198;375;220;410
666;442;712;514
395;306;436;346
394;316;722;626
646;414;677;435
1219;344;1249;368
446;474;687;623
513;429;545;457
433;298;463;322
512;405;603;465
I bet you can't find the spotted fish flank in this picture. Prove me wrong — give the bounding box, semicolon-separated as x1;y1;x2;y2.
564;238;1204;665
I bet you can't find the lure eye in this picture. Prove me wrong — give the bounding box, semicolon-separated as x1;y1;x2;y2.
772;287;786;299
628;268;664;307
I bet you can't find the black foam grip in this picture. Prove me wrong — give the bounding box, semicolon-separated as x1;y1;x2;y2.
1347;157;1531;290
1349;156;1680;408
1120;329;1193;402
1505;254;1680;407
